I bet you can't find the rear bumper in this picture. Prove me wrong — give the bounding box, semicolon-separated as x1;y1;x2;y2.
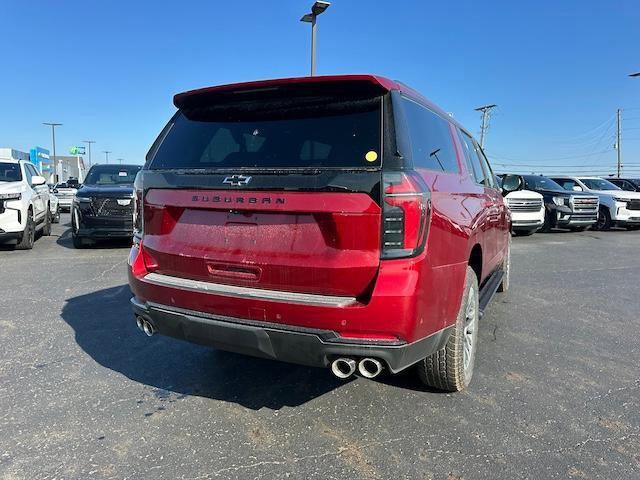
130;297;451;373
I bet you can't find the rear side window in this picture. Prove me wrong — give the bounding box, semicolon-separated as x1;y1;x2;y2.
149;97;382;170
401;97;458;173
458;130;488;185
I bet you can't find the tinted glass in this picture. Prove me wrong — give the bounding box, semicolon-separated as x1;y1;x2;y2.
579;178;620;190
23;164;33;184
150;98;382;169
474;141;496;188
522;175;565;191
551;178;581;191
84;165;141;185
402;97;458;173
0;162;22;182
458;130;487;184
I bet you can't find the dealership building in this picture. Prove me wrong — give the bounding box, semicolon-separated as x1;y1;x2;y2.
0;147;85;183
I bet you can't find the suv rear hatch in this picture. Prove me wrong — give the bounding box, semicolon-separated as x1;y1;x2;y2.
140;79;390;299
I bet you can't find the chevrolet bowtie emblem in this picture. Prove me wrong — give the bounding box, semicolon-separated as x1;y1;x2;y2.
222;175;252;186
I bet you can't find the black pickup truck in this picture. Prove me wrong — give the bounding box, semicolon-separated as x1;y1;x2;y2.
517;175;599;231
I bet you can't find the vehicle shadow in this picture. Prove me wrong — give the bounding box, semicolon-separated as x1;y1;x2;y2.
60;284;348;410
55;226;132;250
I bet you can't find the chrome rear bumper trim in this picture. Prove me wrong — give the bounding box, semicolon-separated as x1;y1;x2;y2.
143;272;356;307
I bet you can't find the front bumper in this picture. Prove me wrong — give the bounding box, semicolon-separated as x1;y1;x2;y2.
73;203;133;239
130;297;452;373
551;206;598;226
0;204;26;235
612;203;640;224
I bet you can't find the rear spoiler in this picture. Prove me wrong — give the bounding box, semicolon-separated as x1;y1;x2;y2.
173;75;399;110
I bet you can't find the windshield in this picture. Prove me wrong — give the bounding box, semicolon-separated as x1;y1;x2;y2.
149;97;382;170
522;175;564;191
84;165;141;185
0;162;22;182
580;178;621;191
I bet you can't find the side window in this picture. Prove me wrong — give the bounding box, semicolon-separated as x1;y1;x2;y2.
401;97;459;173
474;141;496;188
458;130;487;185
23;163;34;185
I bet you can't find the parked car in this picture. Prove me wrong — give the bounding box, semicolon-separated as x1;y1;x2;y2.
71;164;141;248
0;159;52;249
550;176;640;230
128;74;516;391
53;182;77;211
49;190;60;223
607;177;640;192
497;176;544;235
518;175;599;231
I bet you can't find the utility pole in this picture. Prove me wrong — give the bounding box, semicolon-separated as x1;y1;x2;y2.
83;140;96;168
117;158;124;165
474;104;497;149
300;1;331;76
616;109;622;176
103;150;112;164
43;122;62;182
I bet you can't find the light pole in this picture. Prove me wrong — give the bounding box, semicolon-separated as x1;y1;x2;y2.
103;150;112;164
474;104;497;149
300;1;331;76
83;140;96;168
43;122;62;182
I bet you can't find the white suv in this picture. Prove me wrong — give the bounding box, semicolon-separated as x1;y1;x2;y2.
0;159;52;249
551;176;640;231
505;189;545;235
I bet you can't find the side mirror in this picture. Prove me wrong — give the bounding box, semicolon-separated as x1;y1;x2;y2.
572;185;583;191
501;174;522;196
31;175;46;186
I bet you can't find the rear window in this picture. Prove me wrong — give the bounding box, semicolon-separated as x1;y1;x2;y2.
149;97;382;170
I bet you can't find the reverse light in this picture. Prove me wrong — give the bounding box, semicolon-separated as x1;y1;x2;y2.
381;171;430;259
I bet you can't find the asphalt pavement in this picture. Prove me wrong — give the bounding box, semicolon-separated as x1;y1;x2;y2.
0;214;638;479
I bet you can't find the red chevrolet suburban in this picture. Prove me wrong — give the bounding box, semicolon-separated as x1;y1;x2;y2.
128;75;516;391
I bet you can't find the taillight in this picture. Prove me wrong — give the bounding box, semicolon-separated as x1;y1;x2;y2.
381;171;430;259
129;240;158;278
132;174;143;238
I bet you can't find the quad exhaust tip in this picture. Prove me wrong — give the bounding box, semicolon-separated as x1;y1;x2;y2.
331;358;356;379
136;316;155;337
358;358;383;379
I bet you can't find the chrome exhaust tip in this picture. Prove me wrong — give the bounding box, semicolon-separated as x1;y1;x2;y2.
135;316;145;332
358;358;383;379
331;358;356;379
142;320;155;337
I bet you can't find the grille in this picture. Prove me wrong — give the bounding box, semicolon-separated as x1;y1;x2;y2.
627;200;640;211
571;196;599;213
90;197;133;217
506;198;543;212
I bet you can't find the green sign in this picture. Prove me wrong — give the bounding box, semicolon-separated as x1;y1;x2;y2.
69;146;86;155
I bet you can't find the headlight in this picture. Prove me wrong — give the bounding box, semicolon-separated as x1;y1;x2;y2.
0;192;21;201
74;195;92;203
552;196;567;206
614;197;630;204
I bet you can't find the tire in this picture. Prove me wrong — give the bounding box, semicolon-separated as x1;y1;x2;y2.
416;266;480;392
594;207;612;231
15;210;35;250
540;210;552;233
42;208;52;236
498;237;511;293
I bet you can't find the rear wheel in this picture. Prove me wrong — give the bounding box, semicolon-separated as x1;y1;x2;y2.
416;267;479;391
595;207;612;231
15;211;35;250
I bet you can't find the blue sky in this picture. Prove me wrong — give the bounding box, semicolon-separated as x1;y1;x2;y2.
2;0;639;176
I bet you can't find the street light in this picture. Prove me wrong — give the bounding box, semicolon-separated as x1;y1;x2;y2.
43;122;62;182
83;140;96;168
300;1;331;76
103;150;112;164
